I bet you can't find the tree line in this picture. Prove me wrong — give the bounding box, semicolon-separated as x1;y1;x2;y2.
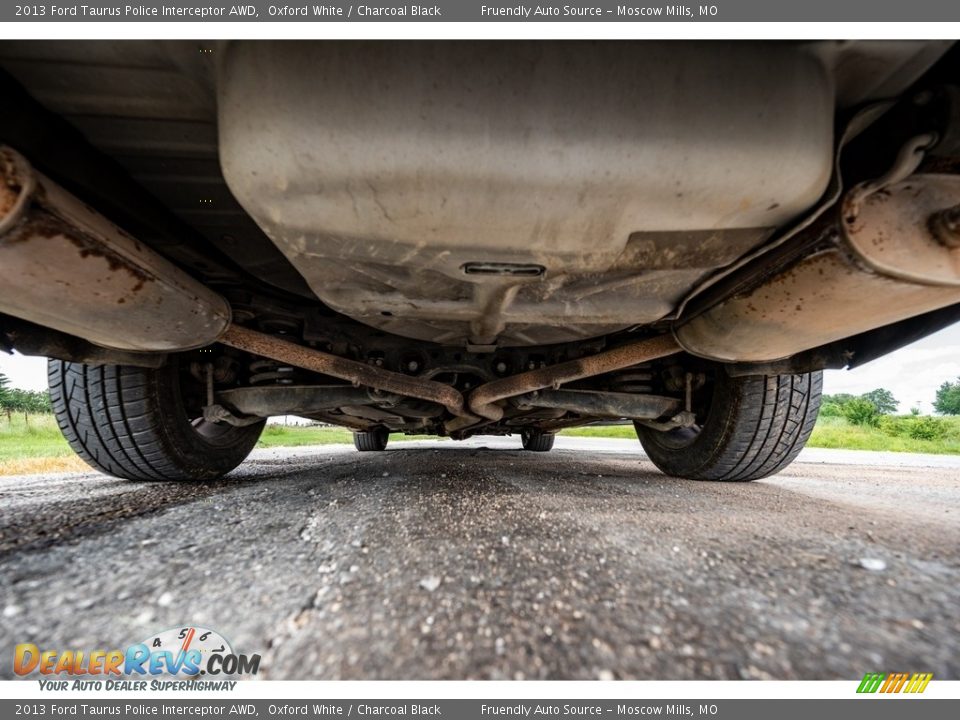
821;380;960;442
936;378;960;415
822;378;960;418
0;372;53;416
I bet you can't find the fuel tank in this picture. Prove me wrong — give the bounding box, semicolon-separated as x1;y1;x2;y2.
219;42;837;347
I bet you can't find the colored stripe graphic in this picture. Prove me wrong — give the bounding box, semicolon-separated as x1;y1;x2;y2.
882;672;902;693
905;673;934;694
857;673;885;693
857;672;933;694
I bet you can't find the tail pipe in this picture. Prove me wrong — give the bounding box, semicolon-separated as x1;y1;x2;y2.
0;146;231;352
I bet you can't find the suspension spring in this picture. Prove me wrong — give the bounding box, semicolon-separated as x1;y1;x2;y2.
249;359;296;385
609;365;654;393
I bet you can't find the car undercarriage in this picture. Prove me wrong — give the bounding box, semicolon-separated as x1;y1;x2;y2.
2;40;960;481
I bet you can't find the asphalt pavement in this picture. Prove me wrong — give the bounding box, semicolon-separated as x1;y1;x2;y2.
0;437;957;680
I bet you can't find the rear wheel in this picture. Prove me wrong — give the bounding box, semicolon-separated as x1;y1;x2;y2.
354;428;389;451
521;428;555;452
48;359;265;481
635;370;821;481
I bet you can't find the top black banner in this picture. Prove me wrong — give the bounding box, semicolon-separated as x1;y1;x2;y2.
4;0;960;22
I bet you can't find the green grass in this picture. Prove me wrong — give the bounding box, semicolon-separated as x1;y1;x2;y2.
256;424;443;448
807;415;960;455
248;416;960;455
0;413;73;460
256;424;356;447
2;412;960;475
561;416;960;454
558;425;636;440
0;415;443;460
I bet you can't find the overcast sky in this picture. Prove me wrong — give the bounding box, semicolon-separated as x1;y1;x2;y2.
3;323;958;414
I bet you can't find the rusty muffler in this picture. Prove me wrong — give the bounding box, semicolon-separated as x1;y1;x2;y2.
676;173;960;363
0;146;231;352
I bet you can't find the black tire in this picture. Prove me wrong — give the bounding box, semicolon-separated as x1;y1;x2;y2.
354;428;389;451
521;429;555;452
48;359;265;481
635;371;822;481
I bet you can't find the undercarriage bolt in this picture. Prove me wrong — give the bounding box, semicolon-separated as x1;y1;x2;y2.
407;360;420;372
929;204;960;249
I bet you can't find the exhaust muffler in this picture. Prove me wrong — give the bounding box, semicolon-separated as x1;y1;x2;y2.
0;146;231;352
676;173;960;363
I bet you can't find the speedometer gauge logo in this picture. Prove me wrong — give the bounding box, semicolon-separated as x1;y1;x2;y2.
140;626;234;677
13;624;260;680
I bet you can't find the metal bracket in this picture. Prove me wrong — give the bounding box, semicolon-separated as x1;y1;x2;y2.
202;404;264;427
635;411;697;432
844;132;938;221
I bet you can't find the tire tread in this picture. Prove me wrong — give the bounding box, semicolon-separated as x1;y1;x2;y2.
48;360;262;481
637;371;822;482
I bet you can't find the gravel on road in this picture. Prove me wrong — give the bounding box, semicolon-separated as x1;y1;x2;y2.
0;438;957;680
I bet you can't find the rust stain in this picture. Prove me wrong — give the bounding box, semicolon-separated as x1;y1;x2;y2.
64;226;153;291
1;214;60;245
842;195;863;234
5;209;154;293
0;147;27;220
0;181;18;218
